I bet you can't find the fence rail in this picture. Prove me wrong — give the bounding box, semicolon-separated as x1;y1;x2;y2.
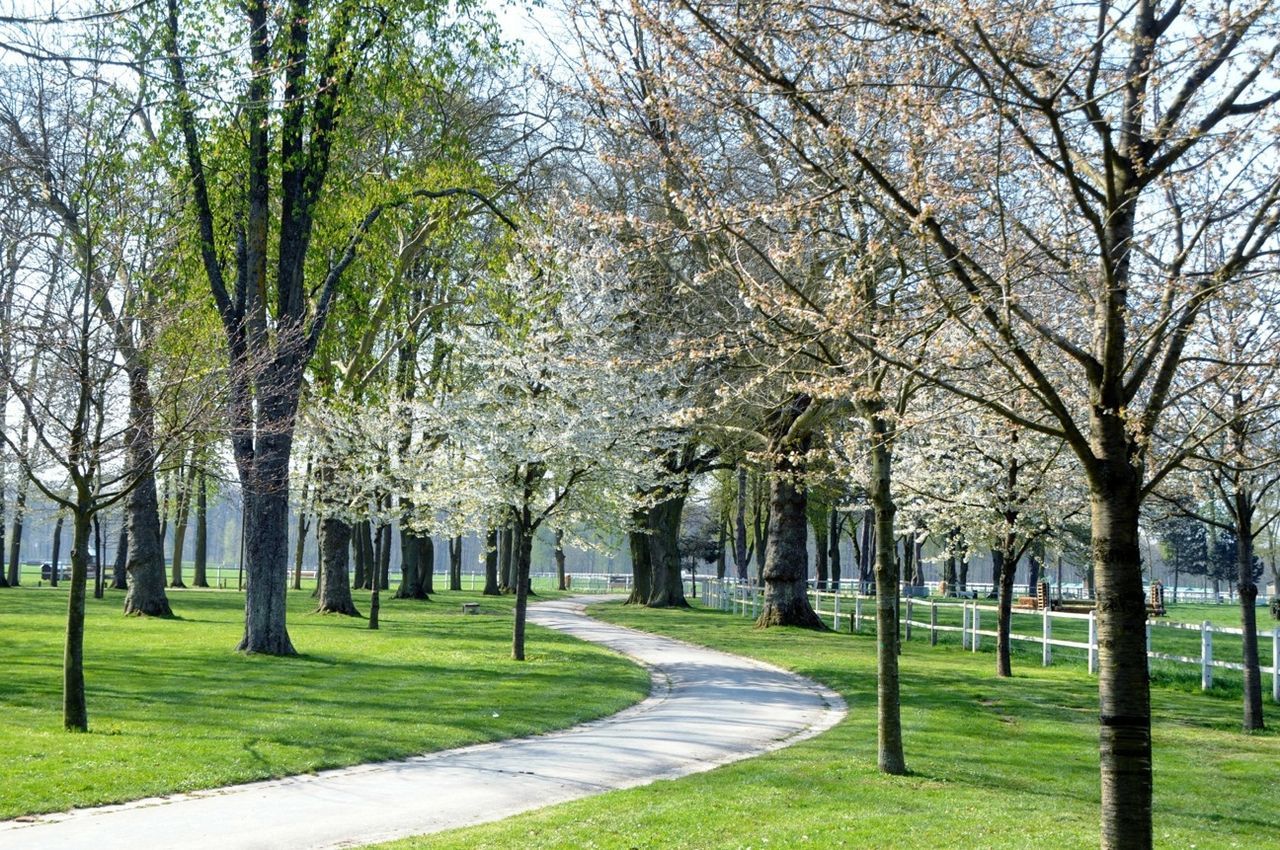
701;579;1280;703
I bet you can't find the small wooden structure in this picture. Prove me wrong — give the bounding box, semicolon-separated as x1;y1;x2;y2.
462;602;480;615
1147;581;1166;617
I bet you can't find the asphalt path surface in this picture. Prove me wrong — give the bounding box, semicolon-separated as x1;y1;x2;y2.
0;595;845;849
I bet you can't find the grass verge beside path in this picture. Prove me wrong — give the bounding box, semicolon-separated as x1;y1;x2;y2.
375;599;1279;850
0;587;647;819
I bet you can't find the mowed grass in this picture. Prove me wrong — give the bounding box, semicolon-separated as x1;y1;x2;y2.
0;585;648;819
376;599;1280;850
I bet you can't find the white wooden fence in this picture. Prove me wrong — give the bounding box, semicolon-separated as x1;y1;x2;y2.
701;579;1280;703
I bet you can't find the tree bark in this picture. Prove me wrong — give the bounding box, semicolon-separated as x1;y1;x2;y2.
420;535;436;595
6;484;25;586
553;528;566;591
395;511;428;599
512;522;533;660
111;525;128;590
1089;456;1151;850
192;470;209;587
829;511;842;589
1234;496;1264;731
121;367;171;617
868;421;906;774
498;523;514;593
170;452;197;588
292;508;309;592
352;520;368;590
378;521;391;590
756;456;825;629
995;545;1020;678
626;509;652;605
734;466;749;581
647;495;689;608
483;528;501;595
316;517;361;616
450;534;464;591
50;517;64;588
813;509;829;591
236;424;297;654
64;510;92;731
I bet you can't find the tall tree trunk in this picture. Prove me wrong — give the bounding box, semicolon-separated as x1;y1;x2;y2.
64;509;92;731
512;519;533;660
121;368;171;617
483;528;501;595
1234;497;1264;731
734;466;749;580
553;529;566;591
627;509;652;604
647;495;689;608
111;525;128;590
868;420;906;775
1088;450;1151;850
193;470;209;587
859;509;874;593
756;452;824;629
361;522;376;590
316;517;361;616
394;508;428;599
236;425;297;654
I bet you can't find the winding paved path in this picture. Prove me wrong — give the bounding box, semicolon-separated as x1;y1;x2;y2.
0;596;845;850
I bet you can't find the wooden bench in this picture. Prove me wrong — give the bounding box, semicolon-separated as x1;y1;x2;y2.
462;602;480;615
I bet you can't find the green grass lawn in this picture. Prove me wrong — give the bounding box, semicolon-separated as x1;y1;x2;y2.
0;585;648;819
375;599;1279;850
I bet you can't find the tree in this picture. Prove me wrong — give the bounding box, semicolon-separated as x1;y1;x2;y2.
158;0;504;652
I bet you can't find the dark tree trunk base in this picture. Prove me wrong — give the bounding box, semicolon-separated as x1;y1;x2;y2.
755;597;828;630
646;594;691;609
235;637;297;656
123;598;175;618
314;601;363;617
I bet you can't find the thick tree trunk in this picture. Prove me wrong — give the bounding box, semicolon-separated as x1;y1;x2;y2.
554;529;566;591
1090;463;1151;850
315;516;361;616
193;471;208;587
498;524;513;592
756;455;824;629
236;427;297;655
483;529;501;595
93;517;105;600
647;495;689;608
360;522;376;590
626;509;652;605
1234;503;1264;731
512;523;533;661
64;510;91;731
868;426;906;775
395;514;428;599
122;374;170;616
111;525;128;590
859;509;875;594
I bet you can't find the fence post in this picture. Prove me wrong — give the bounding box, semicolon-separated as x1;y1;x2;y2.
961;603;970;650
855;596;863;634
1273;627;1279;704
1042;606;1051;666
930;602;938;646
1201;621;1213;691
972;605;980;652
1088;611;1097;674
833;591;841;631
905;597;913;641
